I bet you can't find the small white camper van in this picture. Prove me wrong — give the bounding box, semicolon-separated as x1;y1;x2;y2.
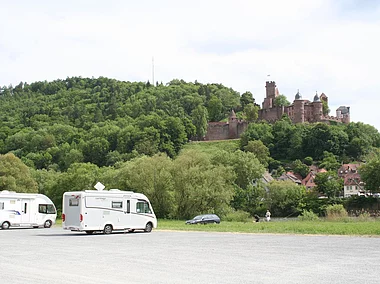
0;190;57;229
62;188;157;234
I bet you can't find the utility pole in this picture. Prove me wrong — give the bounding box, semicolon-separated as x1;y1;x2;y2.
152;56;155;86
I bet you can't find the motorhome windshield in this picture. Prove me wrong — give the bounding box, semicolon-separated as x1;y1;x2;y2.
136;200;152;214
38;204;56;214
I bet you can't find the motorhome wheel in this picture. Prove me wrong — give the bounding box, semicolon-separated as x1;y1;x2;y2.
104;224;113;234
1;221;10;229
44;220;52;228
144;222;153;233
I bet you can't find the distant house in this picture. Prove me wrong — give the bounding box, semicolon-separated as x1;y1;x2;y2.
301;167;327;191
338;164;365;197
277;172;302;185
260;171;274;192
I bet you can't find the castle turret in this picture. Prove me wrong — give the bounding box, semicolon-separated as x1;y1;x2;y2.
228;109;238;138
312;92;323;122
293;90;305;123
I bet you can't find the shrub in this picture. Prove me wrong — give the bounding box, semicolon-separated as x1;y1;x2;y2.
304;157;313;166
298;209;320;221
357;211;373;222
224;210;251;222
326;204;348;221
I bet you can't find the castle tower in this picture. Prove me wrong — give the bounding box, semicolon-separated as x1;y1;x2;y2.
293;90;305;123
228;109;238;139
262;81;277;109
312;92;323;122
336;106;350;124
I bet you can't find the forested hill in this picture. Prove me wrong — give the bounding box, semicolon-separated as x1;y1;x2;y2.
1;77;380;173
0;77;245;170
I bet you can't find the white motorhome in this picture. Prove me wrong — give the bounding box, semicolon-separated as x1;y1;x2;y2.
62;189;157;234
0;190;57;229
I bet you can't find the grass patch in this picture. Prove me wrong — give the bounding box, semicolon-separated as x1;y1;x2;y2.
157;219;380;236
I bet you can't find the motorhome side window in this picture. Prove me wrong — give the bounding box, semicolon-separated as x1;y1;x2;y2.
0;202;4;210
69;198;79;206
38;204;56;214
112;201;122;209
136;200;151;214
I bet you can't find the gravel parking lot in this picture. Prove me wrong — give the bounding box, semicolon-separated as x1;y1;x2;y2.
1;226;380;284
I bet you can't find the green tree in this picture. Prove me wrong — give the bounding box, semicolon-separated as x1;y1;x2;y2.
115;154;175;218
271;117;294;160
265;180;306;217
171;150;235;219
49;163;101;211
319;151;340;171
0;153;38;193
314;171;343;198
207;95;223;122
291;159;310;179
345;122;380;159
191;105;208;140
240;122;273;148
274;95;290;107
359;158;380;193
240;91;255;109
244;140;270;167
82;137;110;167
212;150;265;190
243;103;259;122
232;183;266;216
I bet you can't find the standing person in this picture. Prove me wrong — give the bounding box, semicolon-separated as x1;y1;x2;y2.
265;210;271;222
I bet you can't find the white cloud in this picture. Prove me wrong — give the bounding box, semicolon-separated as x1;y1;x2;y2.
0;0;379;130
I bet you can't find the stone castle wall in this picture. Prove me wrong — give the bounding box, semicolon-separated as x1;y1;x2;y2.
205;123;230;140
205;120;248;141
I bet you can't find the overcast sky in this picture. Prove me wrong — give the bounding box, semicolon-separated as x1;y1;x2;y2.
1;0;379;130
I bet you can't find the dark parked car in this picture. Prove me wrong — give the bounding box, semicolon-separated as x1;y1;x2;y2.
185;214;221;225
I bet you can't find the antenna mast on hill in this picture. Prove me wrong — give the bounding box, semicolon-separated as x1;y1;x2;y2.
152;56;155;86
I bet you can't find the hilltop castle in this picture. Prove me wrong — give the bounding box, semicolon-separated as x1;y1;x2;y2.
258;81;350;124
204;81;350;141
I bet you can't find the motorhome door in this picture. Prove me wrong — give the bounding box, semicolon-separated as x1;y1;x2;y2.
20;199;31;223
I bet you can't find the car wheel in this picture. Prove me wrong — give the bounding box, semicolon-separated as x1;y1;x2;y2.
103;224;113;234
1;221;10;229
44;220;52;228
85;231;94;235
144;222;153;233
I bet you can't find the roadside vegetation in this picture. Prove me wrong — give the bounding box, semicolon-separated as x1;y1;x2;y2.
157;218;380;236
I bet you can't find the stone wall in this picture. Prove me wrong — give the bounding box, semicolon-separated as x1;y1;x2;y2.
205;121;248;141
205;122;230;140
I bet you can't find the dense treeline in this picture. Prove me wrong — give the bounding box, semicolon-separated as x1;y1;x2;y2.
1;77;380;219
0;77;242;169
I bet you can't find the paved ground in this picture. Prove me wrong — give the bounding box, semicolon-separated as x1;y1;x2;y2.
1;226;380;284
